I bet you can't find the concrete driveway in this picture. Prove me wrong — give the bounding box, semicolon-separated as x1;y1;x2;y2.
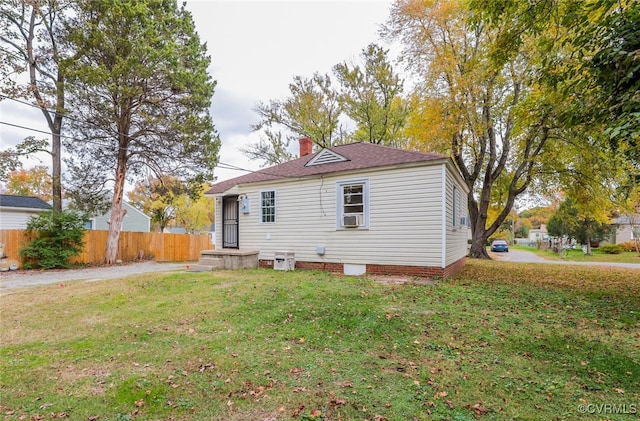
0;261;192;293
491;249;640;269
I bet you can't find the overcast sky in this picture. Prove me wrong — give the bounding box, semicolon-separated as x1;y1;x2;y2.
188;0;394;181
0;0;394;184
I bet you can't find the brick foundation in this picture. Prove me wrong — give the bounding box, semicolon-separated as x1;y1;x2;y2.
259;256;467;279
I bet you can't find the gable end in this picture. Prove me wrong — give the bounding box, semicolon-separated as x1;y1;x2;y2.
305;149;349;167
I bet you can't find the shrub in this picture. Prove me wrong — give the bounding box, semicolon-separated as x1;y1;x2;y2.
618;241;639;253
598;244;623;254
19;211;86;269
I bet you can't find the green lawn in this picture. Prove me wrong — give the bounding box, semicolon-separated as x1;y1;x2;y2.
512;244;640;263
1;261;638;420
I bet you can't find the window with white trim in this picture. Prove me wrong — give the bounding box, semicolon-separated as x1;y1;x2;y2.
337;179;369;229
260;190;276;223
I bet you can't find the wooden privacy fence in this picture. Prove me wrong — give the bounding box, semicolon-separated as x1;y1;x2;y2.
0;230;212;266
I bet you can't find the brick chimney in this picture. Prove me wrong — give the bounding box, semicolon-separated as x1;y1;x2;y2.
298;137;313;157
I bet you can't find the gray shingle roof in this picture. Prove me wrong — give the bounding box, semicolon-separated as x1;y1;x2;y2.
207;142;447;195
0;194;52;210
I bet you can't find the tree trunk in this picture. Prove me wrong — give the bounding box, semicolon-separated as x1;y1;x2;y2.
51;130;62;213
469;230;490;259
466;192;492;259
25;4;65;213
585;237;592;256
104;162;127;265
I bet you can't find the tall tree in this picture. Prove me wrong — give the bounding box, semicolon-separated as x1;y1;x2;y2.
547;196;611;255
128;176;186;233
0;0;73;212
384;0;559;258
62;0;219;264
174;189;215;234
244;44;412;167
0;165;52;201
474;0;638;216
334;43;408;147
564;0;639;177
244;73;343;165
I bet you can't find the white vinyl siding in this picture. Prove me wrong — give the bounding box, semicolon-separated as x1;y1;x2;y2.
90;202;151;232
444;165;469;266
216;164;447;267
260;190;276;223
0;209;45;229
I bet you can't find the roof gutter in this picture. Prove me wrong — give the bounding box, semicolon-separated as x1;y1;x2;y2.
0;206;51;212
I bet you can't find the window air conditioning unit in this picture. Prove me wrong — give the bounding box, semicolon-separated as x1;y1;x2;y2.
343;215;361;228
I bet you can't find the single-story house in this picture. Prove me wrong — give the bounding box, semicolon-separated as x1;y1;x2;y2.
0;194;52;229
610;215;639;244
205;139;470;278
84;201;151;232
528;223;549;243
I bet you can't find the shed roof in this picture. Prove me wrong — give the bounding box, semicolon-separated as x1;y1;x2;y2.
0;194;52;210
207;142;447;195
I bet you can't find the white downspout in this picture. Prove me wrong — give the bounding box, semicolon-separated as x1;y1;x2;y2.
441;165;447;269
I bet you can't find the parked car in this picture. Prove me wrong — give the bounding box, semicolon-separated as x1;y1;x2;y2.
490;240;509;252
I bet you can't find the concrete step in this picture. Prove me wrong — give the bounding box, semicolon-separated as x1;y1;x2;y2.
189;264;220;272
198;257;225;269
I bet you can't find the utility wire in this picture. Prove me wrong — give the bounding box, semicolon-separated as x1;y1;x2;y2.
1;94;294;179
0;119;289;180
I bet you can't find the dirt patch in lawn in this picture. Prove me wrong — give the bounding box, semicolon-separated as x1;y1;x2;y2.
367;275;438;286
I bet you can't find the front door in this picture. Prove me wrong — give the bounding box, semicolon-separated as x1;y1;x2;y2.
222;195;239;248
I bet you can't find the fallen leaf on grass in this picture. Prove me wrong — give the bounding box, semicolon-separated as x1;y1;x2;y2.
434;391;448;399
613;388;625;394
292;404;305;417
199;363;215;373
465;403;489;415
309;409;322;418
329;396;346;407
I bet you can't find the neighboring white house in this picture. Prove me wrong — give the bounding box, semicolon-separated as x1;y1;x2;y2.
0;194;52;229
84;201;151;232
528;223;549;244
205;140;470;279
610;214;639;244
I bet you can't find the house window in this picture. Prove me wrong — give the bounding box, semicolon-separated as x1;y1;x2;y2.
260;191;276;223
337;179;369;229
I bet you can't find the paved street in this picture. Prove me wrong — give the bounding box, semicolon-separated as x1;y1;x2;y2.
491;249;640;269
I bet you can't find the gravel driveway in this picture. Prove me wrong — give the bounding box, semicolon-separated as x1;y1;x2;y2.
0;261;191;293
